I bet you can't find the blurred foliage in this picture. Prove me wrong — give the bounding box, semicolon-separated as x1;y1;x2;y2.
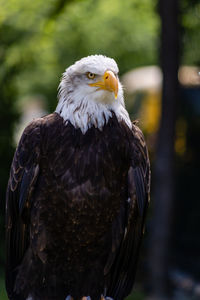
0;0;159;111
181;0;200;65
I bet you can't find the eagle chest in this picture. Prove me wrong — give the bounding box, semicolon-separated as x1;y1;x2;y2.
43;122;129;187
38;123;129;244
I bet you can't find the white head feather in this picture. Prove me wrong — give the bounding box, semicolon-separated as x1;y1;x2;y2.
56;55;132;134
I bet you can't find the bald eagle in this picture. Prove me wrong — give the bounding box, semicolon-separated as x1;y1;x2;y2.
6;55;150;300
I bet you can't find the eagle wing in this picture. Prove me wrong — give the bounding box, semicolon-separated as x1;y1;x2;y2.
5;119;41;299
106;123;150;300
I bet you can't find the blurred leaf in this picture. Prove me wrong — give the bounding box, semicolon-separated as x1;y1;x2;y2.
48;0;84;19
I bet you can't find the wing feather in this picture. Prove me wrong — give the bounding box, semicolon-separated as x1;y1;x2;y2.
5;119;42;299
106;123;150;299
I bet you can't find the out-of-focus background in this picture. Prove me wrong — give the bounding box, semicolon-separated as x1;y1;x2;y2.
0;0;200;299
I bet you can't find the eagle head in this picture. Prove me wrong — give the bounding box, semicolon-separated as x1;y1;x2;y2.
56;55;131;133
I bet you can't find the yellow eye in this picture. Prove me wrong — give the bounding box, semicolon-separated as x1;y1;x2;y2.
87;72;95;79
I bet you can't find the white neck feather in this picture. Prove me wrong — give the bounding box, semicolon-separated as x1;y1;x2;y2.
55;83;132;134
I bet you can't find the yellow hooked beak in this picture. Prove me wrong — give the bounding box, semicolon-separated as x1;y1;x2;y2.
89;70;118;99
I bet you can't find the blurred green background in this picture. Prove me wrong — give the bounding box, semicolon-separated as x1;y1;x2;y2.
0;0;200;299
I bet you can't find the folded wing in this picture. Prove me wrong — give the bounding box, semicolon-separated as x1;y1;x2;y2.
106;123;150;300
5;120;42;300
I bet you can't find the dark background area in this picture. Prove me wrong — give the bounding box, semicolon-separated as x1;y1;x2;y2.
0;0;200;299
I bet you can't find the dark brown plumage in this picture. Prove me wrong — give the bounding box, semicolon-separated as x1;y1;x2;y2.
6;111;150;300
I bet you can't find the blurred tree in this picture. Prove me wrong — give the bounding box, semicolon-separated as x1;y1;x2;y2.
148;0;180;298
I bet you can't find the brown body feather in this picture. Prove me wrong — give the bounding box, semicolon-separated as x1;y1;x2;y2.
6;112;150;300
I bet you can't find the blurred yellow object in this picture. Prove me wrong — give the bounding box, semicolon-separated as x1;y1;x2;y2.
140;91;161;134
175;118;187;156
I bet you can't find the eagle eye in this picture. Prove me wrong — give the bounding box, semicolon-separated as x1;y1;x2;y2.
87;72;95;79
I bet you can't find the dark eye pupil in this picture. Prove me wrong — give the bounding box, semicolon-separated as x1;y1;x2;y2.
87;72;95;79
